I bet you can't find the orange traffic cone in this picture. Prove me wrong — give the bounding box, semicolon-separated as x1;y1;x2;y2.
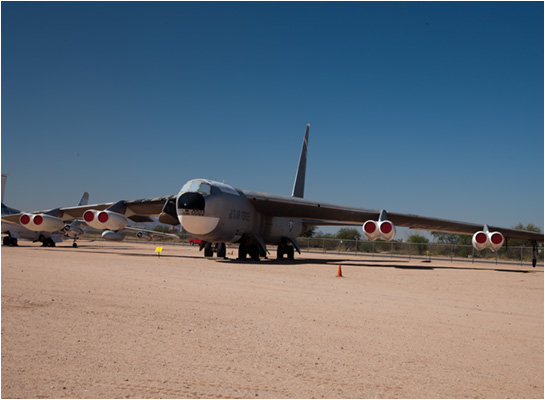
336;265;343;277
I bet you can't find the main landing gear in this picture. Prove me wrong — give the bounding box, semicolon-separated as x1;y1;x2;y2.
40;236;56;247
200;236;299;261
276;243;295;260
237;242;266;261
3;235;18;246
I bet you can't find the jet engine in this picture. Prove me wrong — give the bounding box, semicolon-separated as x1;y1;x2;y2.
472;230;504;252
83;210;128;230
362;219;396;241
362;220;381;241
136;231;152;241
19;213;64;232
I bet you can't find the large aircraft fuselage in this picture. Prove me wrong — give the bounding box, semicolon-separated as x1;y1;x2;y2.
177;179;304;245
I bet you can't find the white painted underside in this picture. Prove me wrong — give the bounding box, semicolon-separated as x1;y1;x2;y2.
180;215;220;235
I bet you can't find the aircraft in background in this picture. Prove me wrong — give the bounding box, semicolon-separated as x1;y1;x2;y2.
1;174;178;247
2;174;90;247
1;125;543;265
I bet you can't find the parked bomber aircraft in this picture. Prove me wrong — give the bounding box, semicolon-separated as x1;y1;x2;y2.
1;174;91;247
2;125;543;265
1;174;178;247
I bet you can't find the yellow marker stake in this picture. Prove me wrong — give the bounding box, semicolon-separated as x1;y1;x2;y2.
155;247;163;258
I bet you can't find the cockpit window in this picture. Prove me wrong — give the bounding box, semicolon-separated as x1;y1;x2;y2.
180;180;212;196
189;181;201;193
180;181;192;193
199;183;211;195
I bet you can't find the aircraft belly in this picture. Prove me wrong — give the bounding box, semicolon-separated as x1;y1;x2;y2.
261;217;303;244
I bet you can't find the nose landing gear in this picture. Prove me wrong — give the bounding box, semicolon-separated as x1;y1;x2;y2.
202;242;227;258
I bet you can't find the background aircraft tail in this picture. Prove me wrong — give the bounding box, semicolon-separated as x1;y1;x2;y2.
291;124;310;198
2;174;7;204
78;192;90;206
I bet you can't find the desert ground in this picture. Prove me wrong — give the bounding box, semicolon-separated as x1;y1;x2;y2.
2;241;543;399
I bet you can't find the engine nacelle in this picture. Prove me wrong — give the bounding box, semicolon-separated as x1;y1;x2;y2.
136;231;152;241
363;220;397;241
472;230;504;252
19;213;64;232
363;220;381;241
378;220;396;242
83;209;128;230
102;230;125;241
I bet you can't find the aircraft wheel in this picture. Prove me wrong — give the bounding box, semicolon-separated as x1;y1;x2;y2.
204;242;213;257
249;244;260;261
11;238;18;246
238;243;247;260
73;242;78;248
277;244;285;259
286;245;295;260
217;242;226;258
3;236;10;246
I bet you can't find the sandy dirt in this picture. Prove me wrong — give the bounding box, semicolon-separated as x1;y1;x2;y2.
2;241;543;398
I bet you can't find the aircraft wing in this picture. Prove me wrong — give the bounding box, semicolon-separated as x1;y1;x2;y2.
1;195;176;224
243;190;544;243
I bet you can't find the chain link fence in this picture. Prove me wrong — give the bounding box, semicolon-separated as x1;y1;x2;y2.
297;237;543;267
81;229;542;267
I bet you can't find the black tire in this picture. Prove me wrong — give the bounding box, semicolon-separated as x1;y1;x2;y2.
249;244;260;261
277;244;285;259
204;242;213;257
217;242;226;258
238;242;247;260
286;245;295;260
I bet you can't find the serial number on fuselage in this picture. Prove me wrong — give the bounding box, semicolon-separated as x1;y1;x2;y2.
180;209;205;216
229;209;250;222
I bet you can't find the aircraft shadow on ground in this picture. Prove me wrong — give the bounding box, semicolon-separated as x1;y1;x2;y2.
29;245;539;274
219;256;538;274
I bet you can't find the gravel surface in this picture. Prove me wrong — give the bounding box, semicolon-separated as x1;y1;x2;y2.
2;241;543;398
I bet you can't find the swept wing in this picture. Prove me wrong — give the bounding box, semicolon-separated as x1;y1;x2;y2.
244;190;543;243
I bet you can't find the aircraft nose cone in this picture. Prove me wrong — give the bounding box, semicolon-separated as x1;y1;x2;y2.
178;192;205;210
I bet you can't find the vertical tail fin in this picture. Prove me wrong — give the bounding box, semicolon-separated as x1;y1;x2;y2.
78;192;90;206
1;174;8;204
292;124;310;198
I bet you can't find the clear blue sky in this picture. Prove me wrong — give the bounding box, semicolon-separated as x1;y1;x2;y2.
2;2;543;233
